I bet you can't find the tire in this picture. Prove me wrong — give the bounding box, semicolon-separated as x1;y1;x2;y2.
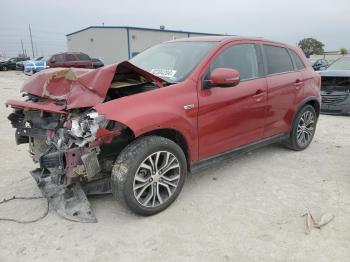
1;65;8;71
111;136;187;216
284;105;317;151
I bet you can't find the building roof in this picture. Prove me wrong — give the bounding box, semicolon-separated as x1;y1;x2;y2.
66;26;225;37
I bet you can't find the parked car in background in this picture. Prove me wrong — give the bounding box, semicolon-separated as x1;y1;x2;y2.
46;52;93;69
320;56;350;115
0;57;30;71
16;56;43;71
309;58;329;71
92;58;104;68
24;56;50;75
6;36;321;221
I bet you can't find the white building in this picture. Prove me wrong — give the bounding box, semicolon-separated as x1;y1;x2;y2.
66;26;222;65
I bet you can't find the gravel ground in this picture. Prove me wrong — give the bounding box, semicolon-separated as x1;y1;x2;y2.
0;71;349;262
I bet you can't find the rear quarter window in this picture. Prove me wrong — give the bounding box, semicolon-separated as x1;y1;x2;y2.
263;45;294;74
289;49;306;70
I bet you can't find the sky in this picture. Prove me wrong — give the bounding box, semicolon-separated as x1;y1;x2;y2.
0;0;349;57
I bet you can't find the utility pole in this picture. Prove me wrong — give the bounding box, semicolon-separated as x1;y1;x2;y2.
29;24;34;57
21;40;25;56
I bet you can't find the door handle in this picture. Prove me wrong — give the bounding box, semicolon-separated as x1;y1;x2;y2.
252;89;265;102
183;104;195;110
293;79;304;89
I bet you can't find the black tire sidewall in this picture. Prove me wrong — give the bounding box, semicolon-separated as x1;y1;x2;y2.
112;136;187;216
290;105;317;150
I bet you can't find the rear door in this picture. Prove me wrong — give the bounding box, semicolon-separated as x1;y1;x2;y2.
65;53;77;68
197;42;268;159
262;44;304;138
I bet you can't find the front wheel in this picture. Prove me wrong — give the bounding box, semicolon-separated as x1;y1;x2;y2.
1;65;8;71
111;136;187;216
285;105;317;151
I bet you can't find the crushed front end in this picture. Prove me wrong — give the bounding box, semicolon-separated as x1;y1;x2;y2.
7;102;127;222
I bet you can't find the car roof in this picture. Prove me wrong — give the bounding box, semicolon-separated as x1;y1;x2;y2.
170;35;293;47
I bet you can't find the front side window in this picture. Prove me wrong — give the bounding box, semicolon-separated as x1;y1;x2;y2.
77;53;90;60
130;41;216;83
208;44;260;81
264;45;294;74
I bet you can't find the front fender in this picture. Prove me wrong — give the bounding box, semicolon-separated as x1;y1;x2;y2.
94;81;199;161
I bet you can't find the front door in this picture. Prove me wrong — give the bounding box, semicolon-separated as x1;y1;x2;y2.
197;43;268;160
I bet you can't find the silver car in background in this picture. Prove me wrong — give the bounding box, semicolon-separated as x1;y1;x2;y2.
320;56;350;115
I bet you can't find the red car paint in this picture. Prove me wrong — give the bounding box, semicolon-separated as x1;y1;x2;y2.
6;36;321;165
46;52;93;69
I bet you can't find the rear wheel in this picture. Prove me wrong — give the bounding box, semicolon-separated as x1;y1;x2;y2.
285;105;317;150
111;136;187;216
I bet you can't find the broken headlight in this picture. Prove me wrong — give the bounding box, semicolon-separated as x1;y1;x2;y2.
70;110;108;146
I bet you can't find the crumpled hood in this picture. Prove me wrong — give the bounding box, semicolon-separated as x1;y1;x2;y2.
19;61;164;110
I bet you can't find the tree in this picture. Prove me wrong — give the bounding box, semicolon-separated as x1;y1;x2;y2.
340;48;348;55
298;38;324;58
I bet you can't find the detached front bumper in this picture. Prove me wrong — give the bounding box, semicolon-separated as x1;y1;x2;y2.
321;92;350;115
31;168;98;223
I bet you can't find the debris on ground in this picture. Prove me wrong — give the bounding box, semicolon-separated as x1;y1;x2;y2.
302;210;334;234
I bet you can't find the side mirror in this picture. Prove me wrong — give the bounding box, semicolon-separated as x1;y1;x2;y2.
209;68;240;88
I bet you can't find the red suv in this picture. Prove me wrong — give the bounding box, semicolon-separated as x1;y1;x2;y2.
6;36;321;222
46;52;93;69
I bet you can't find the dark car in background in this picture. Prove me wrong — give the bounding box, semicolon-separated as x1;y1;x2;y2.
46;52;93;69
320;56;350;115
0;57;30;71
309;58;329;71
92;58;104;68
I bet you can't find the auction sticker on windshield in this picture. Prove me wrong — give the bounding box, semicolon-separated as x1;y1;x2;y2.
150;69;176;78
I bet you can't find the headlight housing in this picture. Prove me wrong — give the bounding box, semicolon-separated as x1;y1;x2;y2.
70;110;108;146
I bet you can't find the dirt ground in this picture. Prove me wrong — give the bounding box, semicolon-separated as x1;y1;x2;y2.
0;71;349;262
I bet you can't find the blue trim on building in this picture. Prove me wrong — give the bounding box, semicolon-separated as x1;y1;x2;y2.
66;26;224;37
126;28;131;59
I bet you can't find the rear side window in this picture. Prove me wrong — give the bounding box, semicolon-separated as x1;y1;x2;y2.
77;53;90;60
210;44;260;81
66;54;77;61
264;45;294;74
289;49;305;70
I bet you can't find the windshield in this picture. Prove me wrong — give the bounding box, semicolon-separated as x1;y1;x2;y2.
129;41;216;83
327;57;350;70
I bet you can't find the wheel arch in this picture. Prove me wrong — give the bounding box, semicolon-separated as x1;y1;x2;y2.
296;97;321;119
138;128;191;170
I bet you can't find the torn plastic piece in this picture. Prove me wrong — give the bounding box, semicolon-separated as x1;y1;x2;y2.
31;168;97;223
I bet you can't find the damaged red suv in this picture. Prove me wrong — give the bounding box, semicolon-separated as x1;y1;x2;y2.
6;36;321;222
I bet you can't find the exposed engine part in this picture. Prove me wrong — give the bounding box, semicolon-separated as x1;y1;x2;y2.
30;138;49;162
81;151;101;179
70;110;109;147
39;151;64;169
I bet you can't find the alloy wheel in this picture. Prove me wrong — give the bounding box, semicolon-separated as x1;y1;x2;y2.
296;110;315;147
133;151;181;208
